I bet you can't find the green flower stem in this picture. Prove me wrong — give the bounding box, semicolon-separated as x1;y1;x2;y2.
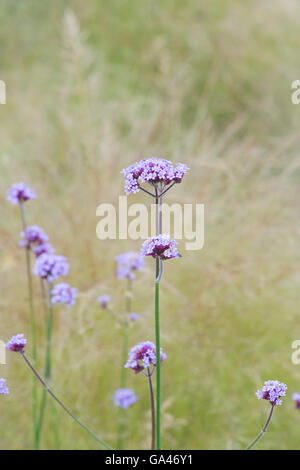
155;186;163;450
40;278;49;329
120;321;129;389
21;352;114;450
45;283;54;378
37;282;60;449
155;259;161;450
19;202;39;450
37;278;50;447
245;405;275;450
147;367;156;450
117;278;132;450
121;278;132;387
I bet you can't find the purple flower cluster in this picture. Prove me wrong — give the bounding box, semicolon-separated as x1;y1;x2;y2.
0;379;9;395
33;253;69;282
6;334;27;352
112;388;138;409
7;184;76;298
51;282;77;307
19;225;55;255
7;183;37;205
116;251;144;280
292;393;300;410
97;294;110;309
256;380;287;406
125;341;167;374
32;242;55;257
19;225;48;247
121;158;189;195
141;235;180;260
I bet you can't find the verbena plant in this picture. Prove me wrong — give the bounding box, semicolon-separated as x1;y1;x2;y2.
1;162;295;450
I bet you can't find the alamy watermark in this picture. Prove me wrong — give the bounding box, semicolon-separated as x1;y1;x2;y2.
291;340;300;365
96;196;204;250
0;340;6;364
0;80;6;104
291;80;300;104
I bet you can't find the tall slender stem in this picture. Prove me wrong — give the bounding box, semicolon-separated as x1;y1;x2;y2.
37;282;60;449
36;278;49;448
245;405;275;450
121;278;132;388
45;283;54;378
147;367;156;450
19;202;39;450
155;264;161;450
117;277;132;449
155;186;162;450
40;278;48;329
20;352;114;450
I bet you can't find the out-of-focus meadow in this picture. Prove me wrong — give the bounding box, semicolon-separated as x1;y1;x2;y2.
1;0;300;450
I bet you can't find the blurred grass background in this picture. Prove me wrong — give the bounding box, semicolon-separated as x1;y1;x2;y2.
1;0;300;450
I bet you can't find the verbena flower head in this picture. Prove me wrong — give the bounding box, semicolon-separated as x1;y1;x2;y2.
130;312;139;322
256;380;287;406
0;379;9;395
116;251;144;280
125;341;167;374
51;282;77;307
19;225;49;249
6;334;27;352
121;158;189;195
292;393;300;410
7;182;37;205
33;253;69;282
141;235;180;260
112;388;138;409
97;294;110;309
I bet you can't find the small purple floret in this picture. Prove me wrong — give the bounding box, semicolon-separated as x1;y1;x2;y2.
141;235;180;260
6;334;27;352
256;380;287;406
112;388;138;409
32;242;55;257
0;379;9;395
125;341;167;374
7;183;37;204
97;295;110;309
51;282;77;307
116;251;144;280
292;393;300;410
33;253;69;282
130;313;139;322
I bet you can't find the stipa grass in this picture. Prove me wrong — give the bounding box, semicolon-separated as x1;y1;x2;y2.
1;0;300;450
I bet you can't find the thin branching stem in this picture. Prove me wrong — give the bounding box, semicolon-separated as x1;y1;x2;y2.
245;405;275;450
140;186;156;198
20;352;114;450
146;367;156;450
159;181;176;197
